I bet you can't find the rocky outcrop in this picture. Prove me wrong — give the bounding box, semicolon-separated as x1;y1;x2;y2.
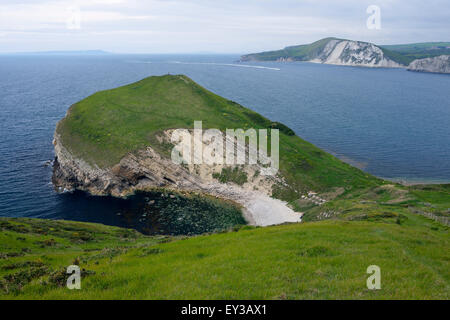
52;131;302;226
53;133;203;198
309;39;403;68
276;57;294;62
407;55;450;74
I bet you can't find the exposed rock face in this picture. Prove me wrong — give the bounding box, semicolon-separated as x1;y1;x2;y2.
407;55;450;74
52;131;302;226
241;38;403;68
52;133;201;198
310;40;403;68
276;57;294;62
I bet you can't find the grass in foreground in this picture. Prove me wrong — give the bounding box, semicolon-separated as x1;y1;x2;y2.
1;215;448;299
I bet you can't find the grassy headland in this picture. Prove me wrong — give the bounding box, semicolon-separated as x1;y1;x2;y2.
55;74;449;227
57;74;381;203
241;38;450;66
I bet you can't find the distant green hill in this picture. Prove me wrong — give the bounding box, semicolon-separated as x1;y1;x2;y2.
241;38;450;67
241;37;338;62
1;50;111;56
381;42;450;64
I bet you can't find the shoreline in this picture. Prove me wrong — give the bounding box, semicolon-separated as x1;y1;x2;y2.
382;177;450;186
327;150;450;186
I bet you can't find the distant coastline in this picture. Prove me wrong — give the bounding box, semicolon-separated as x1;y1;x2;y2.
0;50;111;56
241;37;450;73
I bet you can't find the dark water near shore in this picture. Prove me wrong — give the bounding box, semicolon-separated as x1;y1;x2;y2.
50;190;244;236
0;54;449;231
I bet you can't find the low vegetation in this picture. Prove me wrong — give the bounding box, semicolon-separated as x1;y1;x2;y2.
381;42;450;65
0;214;448;299
212;167;248;186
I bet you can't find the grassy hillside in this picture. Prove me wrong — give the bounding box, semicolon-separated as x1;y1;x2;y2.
1;216;448;299
241;38;408;65
241;38;337;61
302;183;450;223
381;42;450;65
241;38;450;66
57;74;381;203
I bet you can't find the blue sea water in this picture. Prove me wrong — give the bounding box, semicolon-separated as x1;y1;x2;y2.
0;54;449;228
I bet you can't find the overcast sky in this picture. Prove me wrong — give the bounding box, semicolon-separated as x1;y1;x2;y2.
0;0;449;53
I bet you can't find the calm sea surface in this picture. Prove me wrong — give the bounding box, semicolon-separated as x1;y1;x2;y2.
1;54;449;229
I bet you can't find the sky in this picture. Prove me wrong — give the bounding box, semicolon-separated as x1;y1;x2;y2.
0;0;449;53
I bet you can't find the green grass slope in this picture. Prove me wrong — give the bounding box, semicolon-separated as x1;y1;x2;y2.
1;216;448;299
241;38;337;61
57;74;381;202
242;38;450;66
381;42;450;65
241;38;409;65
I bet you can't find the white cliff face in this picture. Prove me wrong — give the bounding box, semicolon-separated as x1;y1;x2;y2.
311;40;403;68
241;38;407;68
408;55;450;74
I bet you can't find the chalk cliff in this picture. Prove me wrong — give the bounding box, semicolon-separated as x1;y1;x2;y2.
241;37;404;68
